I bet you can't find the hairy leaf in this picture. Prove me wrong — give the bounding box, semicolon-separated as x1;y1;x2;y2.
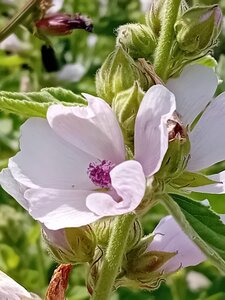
162;194;225;273
0;87;86;117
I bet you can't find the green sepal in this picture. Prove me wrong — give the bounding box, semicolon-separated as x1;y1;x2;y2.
156;136;190;181
145;0;165;36
112;81;144;148
92;217;142;252
44;226;96;264
175;5;222;54
170;171;218;189
120;233;176;291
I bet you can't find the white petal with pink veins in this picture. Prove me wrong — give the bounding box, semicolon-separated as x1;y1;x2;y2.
9;118;95;190
148;216;206;273
166;64;218;125
187;92;225;172
86;160;146;215
135;85;176;177
42;225;69;250
47;95;125;164
25;189;101;229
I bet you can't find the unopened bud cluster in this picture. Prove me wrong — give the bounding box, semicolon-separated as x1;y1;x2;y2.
96;46;151;104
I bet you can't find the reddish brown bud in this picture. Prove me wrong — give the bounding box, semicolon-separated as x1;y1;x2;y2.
36;13;93;36
45;264;72;300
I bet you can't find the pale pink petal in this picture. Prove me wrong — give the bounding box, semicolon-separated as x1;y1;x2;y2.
187;92;225;172
24;189;101;229
135;85;176;176
148;216;206;273
185;171;225;194
0;168;28;209
47;95;125;164
9;118;95;190
42;225;69;250
166;64;218;125
86;160;146;215
0;271;40;300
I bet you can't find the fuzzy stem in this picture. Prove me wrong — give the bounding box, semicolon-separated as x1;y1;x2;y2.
0;0;38;43
91;213;136;300
154;0;181;81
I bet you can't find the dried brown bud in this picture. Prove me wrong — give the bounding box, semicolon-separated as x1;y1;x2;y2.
45;264;72;300
36;13;93;36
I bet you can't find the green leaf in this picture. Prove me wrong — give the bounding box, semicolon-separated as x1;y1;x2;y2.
0;87;86;117
162;194;225;273
190;192;225;214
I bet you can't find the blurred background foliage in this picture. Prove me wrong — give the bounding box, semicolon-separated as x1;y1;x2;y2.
1;0;225;299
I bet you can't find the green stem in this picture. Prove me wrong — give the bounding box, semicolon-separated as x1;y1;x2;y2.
91;213;136;300
0;0;38;43
154;0;181;81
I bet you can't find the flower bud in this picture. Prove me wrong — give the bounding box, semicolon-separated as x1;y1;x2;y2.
175;5;222;54
112;81;144;147
42;225;96;264
122;235;176;290
36;13;93;36
116;24;157;60
155;113;190;181
145;0;165;36
92;217;142;251
96;46;151;104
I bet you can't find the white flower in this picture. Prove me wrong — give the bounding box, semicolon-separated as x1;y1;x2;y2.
56;63;86;82
0;271;41;300
0;86;175;229
165;64;225;194
186;271;211;291
148;215;206;273
0;34;30;53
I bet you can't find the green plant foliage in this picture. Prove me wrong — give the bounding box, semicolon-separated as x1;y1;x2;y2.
0;88;85;117
1;0;225;299
169;194;225;272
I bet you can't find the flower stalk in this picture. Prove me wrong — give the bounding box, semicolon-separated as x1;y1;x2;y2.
154;0;181;81
91;213;136;300
0;0;38;43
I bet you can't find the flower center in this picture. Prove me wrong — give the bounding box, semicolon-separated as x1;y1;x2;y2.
87;160;115;188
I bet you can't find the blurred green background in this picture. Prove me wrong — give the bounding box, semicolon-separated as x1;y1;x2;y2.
1;0;225;299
